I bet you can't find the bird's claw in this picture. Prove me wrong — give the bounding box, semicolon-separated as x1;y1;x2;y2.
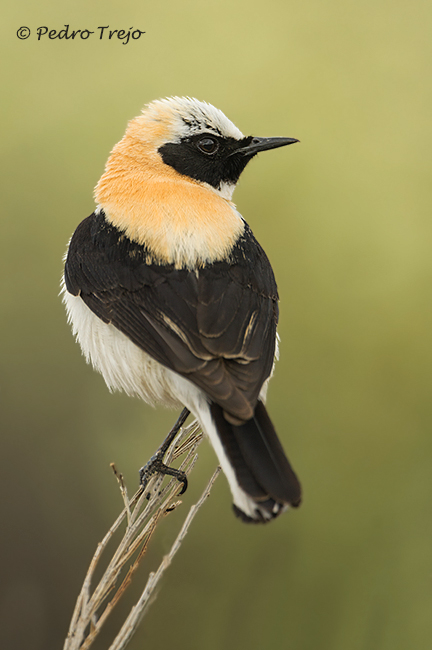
139;454;188;495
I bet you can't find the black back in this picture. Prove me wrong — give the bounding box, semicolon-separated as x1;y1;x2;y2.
65;210;279;423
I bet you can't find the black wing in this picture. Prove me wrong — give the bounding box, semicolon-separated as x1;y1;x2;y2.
64;211;279;423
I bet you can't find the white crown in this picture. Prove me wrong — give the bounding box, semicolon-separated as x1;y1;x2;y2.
143;96;244;142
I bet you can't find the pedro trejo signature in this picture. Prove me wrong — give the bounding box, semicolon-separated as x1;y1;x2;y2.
31;25;146;44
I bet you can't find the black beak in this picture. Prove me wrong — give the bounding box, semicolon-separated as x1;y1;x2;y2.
233;136;299;157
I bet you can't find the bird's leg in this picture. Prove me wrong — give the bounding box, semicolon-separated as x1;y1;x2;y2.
139;408;190;496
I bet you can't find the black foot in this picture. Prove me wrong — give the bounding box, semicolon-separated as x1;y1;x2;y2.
139;408;190;495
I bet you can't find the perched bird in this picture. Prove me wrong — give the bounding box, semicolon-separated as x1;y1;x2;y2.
62;97;301;523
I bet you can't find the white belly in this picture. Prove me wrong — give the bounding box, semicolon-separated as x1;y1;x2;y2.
63;289;184;405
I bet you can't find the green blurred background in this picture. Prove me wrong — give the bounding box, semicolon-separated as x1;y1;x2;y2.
2;1;432;648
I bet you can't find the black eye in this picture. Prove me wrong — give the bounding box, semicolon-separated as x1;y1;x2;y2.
197;137;218;154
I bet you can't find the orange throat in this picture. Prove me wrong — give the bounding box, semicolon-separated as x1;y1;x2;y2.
94;133;244;268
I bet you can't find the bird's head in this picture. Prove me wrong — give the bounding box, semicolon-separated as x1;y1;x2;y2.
100;97;298;201
94;97;298;266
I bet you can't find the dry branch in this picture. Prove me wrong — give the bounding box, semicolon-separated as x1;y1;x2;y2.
63;419;221;650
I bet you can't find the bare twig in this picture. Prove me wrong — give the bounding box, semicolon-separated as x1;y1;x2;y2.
108;466;221;650
63;419;220;650
110;463;131;524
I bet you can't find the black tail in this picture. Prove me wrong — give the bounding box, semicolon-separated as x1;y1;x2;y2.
210;401;302;523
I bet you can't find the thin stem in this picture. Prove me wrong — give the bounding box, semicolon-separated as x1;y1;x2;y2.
63;417;220;650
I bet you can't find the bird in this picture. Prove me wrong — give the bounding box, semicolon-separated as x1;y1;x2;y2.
62;96;302;523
